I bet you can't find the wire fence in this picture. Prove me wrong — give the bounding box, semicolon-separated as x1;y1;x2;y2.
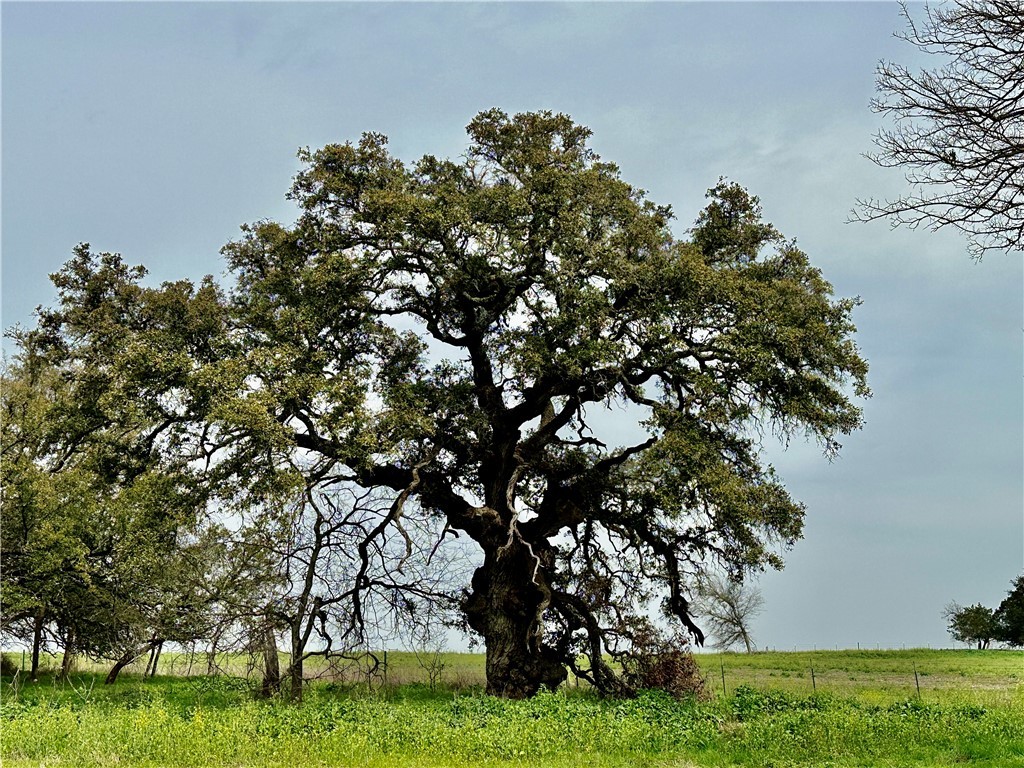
5;643;1019;701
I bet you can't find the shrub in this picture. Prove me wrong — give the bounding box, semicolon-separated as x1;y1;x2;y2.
620;632;708;700
1;653;19;677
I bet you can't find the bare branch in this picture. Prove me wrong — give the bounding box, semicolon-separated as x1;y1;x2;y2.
855;0;1024;258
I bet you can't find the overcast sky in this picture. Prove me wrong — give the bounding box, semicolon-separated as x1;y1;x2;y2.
3;1;1021;652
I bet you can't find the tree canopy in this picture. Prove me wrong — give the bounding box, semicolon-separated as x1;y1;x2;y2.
994;575;1024;647
0;355;221;680
10;109;869;698
942;575;1024;650
944;602;999;649
856;0;1024;258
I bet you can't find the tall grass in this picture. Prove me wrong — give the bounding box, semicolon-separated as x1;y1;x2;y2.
3;649;1022;766
2;671;1023;767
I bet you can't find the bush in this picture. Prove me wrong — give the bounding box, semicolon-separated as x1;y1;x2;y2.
620;632;708;700
1;653;20;677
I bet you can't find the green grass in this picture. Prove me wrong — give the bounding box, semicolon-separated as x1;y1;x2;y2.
697;648;1023;704
2;649;1022;767
16;646;1019;700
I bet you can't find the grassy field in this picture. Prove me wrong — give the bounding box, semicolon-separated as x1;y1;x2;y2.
2;649;1022;767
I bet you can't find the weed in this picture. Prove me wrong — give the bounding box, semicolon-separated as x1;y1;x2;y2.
2;649;1022;767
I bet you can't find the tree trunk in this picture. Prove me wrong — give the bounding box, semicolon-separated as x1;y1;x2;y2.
464;538;566;698
206;628;222;675
106;640;159;685
260;627;281;698
149;641;163;677
288;653;303;703
287;627;303;703
742;632;755;653
59;630;75;681
30;609;44;681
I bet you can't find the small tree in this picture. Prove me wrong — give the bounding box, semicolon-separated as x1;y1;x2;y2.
693;573;764;653
994;576;1024;647
944;602;998;648
231;482;464;701
856;0;1024;258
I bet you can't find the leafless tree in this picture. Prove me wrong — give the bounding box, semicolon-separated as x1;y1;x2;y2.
237;479;468;701
401;601;451;691
693;573;764;653
855;0;1024;258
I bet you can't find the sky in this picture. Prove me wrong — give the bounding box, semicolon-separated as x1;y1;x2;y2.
2;1;1021;652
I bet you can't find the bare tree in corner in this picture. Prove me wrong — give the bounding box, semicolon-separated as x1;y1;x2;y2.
855;1;1024;258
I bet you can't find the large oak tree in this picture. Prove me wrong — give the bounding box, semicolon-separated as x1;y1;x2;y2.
26;110;868;698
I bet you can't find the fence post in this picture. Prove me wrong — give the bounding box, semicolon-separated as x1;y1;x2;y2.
720;662;726;697
810;666;816;692
913;663;921;698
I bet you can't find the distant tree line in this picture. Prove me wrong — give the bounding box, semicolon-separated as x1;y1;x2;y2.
944;576;1024;649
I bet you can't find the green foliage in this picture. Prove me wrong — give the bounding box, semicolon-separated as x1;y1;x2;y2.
0;653;18;676
1;667;1022;768
0;354;230;671
945;602;999;649
995;576;1024;647
940;576;1024;651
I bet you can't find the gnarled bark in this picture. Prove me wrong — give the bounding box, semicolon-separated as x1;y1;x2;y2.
464;533;566;698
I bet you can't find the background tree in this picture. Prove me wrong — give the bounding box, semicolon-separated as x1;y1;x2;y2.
0;354;229;683
234;482;463;701
855;0;1024;258
944;602;998;648
1;358;76;678
994;575;1024;647
99;513;230;685
692;572;764;653
2;255;240;681
25;110;869;698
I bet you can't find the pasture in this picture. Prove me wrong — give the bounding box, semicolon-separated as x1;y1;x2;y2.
2;648;1022;767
